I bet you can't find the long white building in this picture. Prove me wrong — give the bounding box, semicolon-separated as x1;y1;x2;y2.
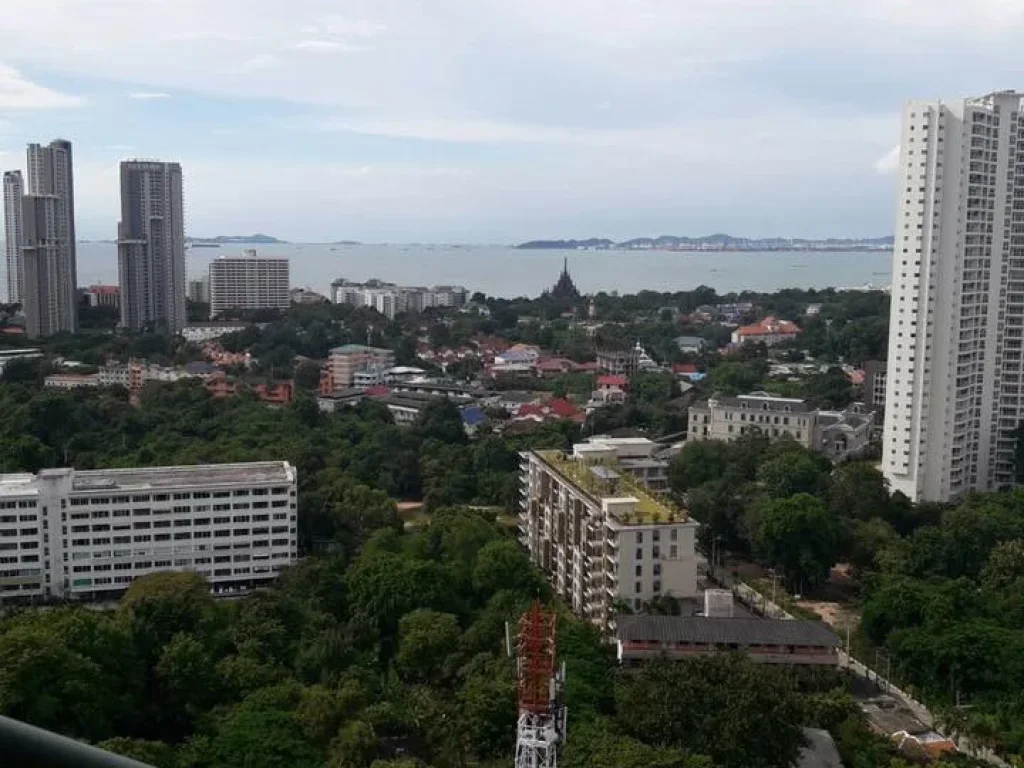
883;90;1024;501
0;461;297;602
208;251;290;319
519;439;697;631
330;278;468;319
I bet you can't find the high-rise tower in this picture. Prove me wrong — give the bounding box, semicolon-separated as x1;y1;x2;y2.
883;91;1024;501
117;161;187;332
2;170;24;305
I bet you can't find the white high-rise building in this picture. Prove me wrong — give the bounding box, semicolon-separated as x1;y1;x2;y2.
2;171;24;305
0;461;298;602
883;91;1024;502
208;251;290;318
118;161;187;332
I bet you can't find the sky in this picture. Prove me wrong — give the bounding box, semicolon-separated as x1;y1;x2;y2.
3;0;1024;243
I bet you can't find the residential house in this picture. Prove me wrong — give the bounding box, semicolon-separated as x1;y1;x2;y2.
731;316;800;347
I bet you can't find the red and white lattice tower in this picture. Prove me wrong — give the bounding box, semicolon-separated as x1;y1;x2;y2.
514;601;566;768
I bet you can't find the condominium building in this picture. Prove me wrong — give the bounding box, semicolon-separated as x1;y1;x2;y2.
883;91;1024;501
326;344;395;390
3;171;24;305
24;140;77;335
688;392;874;463
330;278;468;319
118;161;187;332
188;275;210;305
208;251;290;319
0;461;297;602
21;194;71;338
519;441;698;631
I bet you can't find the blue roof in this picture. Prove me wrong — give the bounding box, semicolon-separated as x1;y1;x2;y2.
687;372;708;382
462;406;488;426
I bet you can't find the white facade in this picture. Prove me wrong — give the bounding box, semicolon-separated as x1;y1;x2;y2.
208;252;290;318
180;323;247;343
883;91;1024;501
3;171;24;305
330;278;468;319
519;446;697;631
0;462;297;601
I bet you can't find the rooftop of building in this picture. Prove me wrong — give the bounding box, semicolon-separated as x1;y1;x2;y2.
735;316;800;336
0;461;295;495
330;344;394;355
694;391;814;412
532;449;687;525
615;614;841;648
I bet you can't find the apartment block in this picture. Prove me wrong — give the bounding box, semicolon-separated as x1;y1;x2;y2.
688;392;874;463
519;442;698;631
0;461;298;602
118;161;187;332
327;344;395;390
882;91;1024;501
208;251;290;319
2;170;24;305
330;278;468;320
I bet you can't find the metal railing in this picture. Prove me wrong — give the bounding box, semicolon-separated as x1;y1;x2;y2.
0;715;154;768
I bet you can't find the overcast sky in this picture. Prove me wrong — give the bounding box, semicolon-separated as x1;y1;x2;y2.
3;0;1024;242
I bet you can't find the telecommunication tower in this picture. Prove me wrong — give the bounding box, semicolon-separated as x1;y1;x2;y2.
513;601;566;768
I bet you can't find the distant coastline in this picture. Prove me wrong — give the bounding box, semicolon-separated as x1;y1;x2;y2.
516;234;894;252
187;234;286;245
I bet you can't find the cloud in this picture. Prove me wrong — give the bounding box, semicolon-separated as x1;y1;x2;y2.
0;62;83;109
234;54;281;74
873;144;901;174
129;91;170;100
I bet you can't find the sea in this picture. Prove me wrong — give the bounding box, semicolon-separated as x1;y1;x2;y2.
71;242;892;299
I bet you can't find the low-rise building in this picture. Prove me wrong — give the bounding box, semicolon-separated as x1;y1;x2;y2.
0;461;297;602
330;278;467;319
674;336;706;354
519;444;698;631
327;344;395;390
731;316;800;347
44;373;100;389
589;375;628;409
614;615;841;666
688;392;875;461
317;388;367;413
181;323;248;343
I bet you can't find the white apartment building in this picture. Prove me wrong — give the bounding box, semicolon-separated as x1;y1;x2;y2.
0;461;297;602
883;91;1024;501
330;278;468;320
209;251;290;319
519;442;697;631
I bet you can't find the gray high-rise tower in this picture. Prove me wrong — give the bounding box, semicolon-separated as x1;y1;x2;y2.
117;161;187;332
2;171;24;305
23;143;78;335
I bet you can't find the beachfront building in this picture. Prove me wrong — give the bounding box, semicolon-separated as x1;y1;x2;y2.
330;278;468;319
208;251;290;319
519;441;698;631
0;461;297;602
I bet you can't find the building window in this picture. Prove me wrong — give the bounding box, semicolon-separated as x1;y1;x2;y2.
653;580;661;593
636;532;643;544
635;548;642;560
653;546;660;559
653;563;661;576
634;581;642;594
670;529;678;542
635;565;642;577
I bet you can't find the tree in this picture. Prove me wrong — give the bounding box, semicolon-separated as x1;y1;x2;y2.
394;609;460;685
981;539;1024;591
155;632;218;733
615;657;805;768
472;539;545;599
415;399;467;445
209;702;322;768
668;441;731;492
756;451;829;499
757;494;840;592
118;571;215;663
829;462;892;522
563;719;712;768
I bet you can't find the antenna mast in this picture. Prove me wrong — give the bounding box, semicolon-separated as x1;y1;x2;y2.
514;601;566;768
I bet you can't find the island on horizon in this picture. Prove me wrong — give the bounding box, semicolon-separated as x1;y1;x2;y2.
516;233;894;252
187;234;287;246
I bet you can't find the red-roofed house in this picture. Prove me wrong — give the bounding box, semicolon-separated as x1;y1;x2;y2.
589;375;628;410
514;397;585;424
535;357;576;377
673;363;698;376
731;316;800;347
